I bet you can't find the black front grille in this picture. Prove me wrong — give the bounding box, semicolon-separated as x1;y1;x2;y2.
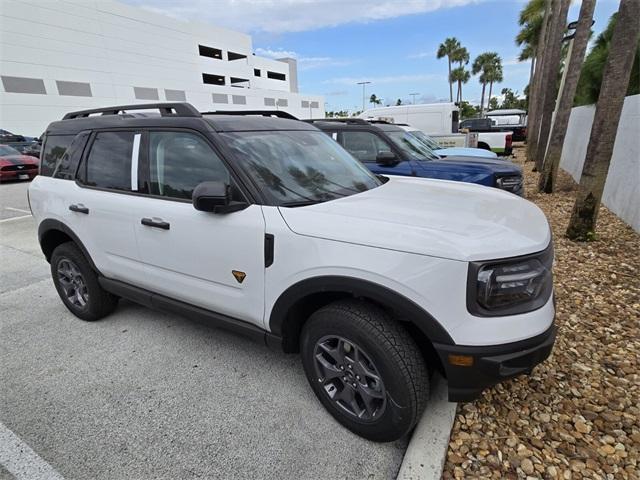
0;164;38;172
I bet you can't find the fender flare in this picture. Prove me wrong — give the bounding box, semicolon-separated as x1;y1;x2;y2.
37;218;100;273
269;275;454;350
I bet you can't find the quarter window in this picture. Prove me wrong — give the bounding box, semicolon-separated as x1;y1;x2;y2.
147;132;230;200
40;135;74;176
84;131;135;191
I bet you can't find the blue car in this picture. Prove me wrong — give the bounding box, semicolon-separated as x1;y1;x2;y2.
309;119;523;196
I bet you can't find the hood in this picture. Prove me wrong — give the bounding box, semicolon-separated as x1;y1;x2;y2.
278;176;550;262
0;155;39;165
435;147;497;159
437;154;518;170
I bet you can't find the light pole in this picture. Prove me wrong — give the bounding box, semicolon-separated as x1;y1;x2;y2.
357;81;371;111
409;92;420;104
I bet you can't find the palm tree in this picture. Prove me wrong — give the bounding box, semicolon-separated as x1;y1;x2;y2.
567;0;640;240
484;54;503;110
538;0;596;193
451;46;469;102
450;67;471;104
369;94;382;106
472;52;497;111
437;37;461;102
532;0;570;171
516;0;546;92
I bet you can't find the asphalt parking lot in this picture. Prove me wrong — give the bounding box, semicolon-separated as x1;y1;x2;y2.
0;181;413;479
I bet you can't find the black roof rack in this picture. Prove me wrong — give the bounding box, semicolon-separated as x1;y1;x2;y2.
202;110;298;120
62;102;202;120
305;118;370;125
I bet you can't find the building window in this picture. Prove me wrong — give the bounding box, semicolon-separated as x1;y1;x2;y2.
1;76;46;94
267;71;286;81
165;89;186;101
264;98;276;107
134;87;159;100
301;100;310;108
277;99;288;107
199;45;222;60
230;77;250;88
212;93;228;104
227;51;247;61
232;95;247;105
254;69;261;77
310;101;319;108
203;73;225;85
56;80;92;97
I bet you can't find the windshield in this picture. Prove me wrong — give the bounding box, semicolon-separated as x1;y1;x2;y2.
220;130;382;206
407;130;441;150
0;145;21;156
386;131;439;161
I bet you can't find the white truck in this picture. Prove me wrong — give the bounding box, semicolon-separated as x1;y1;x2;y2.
360;103;513;155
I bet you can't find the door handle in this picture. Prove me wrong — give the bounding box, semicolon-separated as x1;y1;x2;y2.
141;217;170;230
69;204;89;214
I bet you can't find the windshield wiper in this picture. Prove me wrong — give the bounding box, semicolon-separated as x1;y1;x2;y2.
281;200;322;207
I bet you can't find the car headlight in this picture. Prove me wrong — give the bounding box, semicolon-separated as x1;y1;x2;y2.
467;243;553;316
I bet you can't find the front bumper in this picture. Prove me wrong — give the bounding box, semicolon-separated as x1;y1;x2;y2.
434;323;556;402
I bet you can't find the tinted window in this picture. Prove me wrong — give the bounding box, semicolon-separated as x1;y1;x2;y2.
339;131;392;162
84;131;134;190
40;135;74;176
148;132;229;200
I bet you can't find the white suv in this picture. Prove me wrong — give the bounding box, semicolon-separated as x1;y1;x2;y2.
29;103;556;442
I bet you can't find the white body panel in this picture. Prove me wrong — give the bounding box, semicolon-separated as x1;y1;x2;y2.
359;103;458;134
30;173;554;347
476;132;512;152
434;147;497;159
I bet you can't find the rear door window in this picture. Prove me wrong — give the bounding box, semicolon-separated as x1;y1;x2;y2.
82;131;135;191
338;131;392;162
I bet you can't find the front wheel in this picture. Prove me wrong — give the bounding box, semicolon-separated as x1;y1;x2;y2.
300;300;429;442
50;242;118;321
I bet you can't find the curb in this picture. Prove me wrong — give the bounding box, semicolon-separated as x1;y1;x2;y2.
396;374;457;480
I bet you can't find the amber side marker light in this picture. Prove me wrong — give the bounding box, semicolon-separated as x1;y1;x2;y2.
448;354;474;367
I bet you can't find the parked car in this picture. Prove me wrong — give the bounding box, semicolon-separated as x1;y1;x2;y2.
0;145;39;181
486;109;527;142
0;129;41;157
459;118;515;153
30;103;555;442
394;124;498;159
310;118;523;196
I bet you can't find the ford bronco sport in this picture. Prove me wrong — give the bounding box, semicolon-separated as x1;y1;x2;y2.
30;103;556;442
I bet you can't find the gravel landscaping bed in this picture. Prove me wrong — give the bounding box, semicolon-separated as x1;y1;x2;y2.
442;144;639;480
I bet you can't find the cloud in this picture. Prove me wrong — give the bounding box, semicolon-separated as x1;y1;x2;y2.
324;73;444;85
127;0;483;33
254;48;352;70
324;90;349;96
407;51;435;59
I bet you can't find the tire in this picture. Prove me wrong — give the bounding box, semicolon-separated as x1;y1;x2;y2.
300;299;429;442
50;242;118;321
478;142;491;151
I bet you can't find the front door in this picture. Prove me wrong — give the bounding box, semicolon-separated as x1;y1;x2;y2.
130;130;266;327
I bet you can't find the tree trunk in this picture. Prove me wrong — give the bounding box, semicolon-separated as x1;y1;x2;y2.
566;0;640;240
459;80;463;104
528;49;536;93
480;82;486;114
526;0;553;161
538;0;595;193
487;81;493;111
448;58;453;102
533;0;571;172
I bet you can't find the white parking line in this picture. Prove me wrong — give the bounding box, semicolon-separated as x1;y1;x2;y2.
4;207;31;214
0;422;65;480
0;214;32;223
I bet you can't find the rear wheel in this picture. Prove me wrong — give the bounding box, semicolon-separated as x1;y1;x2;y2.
300;299;429;442
51;242;118;321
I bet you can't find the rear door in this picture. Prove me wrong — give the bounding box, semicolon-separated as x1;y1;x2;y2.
128;129;266;326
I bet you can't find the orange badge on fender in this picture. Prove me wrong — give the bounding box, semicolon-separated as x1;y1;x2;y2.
232;270;246;284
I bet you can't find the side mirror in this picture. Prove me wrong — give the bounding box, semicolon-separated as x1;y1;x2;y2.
192;181;248;214
376;151;398;166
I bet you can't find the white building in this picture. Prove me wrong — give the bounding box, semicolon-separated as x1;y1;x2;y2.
0;0;325;136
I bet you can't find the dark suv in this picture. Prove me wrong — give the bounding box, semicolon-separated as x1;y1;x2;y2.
309;119;524;196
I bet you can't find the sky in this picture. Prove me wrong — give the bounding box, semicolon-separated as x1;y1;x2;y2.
123;0;621;112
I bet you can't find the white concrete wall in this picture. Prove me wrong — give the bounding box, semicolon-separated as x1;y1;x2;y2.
560;94;640;232
0;0;324;135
